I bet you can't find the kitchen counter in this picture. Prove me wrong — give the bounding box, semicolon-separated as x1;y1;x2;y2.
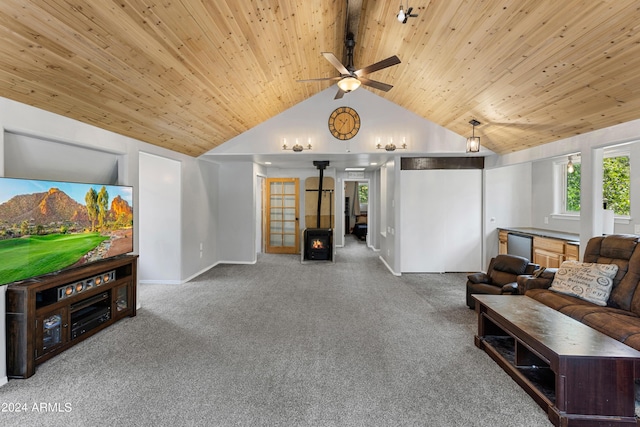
499;227;580;244
498;227;580;268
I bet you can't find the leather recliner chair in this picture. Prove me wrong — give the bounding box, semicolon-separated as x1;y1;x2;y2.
466;254;539;309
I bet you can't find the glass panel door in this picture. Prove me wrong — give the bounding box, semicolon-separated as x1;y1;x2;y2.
112;283;132;320
36;307;68;359
266;178;299;254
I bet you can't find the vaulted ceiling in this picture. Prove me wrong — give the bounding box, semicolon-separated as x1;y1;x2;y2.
0;1;639;157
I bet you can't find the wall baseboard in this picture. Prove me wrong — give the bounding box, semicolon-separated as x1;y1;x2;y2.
379;255;401;276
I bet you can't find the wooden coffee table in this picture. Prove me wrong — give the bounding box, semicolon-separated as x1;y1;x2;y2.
473;294;640;427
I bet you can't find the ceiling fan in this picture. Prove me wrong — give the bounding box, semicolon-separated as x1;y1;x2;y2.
297;33;401;100
397;5;418;24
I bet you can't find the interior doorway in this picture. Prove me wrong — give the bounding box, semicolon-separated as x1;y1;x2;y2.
343;179;369;246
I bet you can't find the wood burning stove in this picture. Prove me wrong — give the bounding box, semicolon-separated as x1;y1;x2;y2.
304;228;333;260
303;160;333;261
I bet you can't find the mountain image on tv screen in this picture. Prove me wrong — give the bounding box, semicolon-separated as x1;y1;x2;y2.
0;177;133;286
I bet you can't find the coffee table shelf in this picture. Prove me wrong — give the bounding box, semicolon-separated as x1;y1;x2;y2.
483;335;556;403
474;294;640;427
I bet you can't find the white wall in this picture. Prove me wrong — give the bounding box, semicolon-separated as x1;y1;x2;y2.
400;169;482;273
4;132;120;184
379;158;400;275
181;158;220;279
139;152;181;283
217;162;257;263
205;88;472;157
484;163;532;266
369;170;381;251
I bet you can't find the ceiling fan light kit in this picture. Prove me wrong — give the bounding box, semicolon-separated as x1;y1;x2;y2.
337;76;361;92
466;119;481;153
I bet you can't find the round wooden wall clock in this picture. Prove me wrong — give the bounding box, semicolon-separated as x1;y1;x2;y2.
328;106;360;140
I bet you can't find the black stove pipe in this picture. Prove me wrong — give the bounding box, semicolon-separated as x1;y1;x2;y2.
313;161;330;229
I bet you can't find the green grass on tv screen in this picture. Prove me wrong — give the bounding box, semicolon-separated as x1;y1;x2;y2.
0;233;109;285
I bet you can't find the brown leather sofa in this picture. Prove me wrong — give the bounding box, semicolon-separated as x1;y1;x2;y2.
517;234;640;351
466;254;538;309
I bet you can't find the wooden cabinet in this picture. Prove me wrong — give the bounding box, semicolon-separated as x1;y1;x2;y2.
532;236;581;268
533;236;565;268
6;255;137;378
564;243;579;261
498;230;508;255
500;229;580;268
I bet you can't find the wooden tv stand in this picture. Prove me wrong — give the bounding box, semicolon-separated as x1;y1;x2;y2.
6;255;137;379
474;295;640;427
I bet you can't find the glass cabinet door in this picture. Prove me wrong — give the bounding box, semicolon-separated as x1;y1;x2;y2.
113;283;132;319
36;307;68;359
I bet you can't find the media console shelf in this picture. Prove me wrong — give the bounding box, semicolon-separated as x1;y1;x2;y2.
6;255;138;379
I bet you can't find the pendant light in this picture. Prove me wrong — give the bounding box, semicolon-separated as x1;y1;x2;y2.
466;119;481;153
567;156;574;173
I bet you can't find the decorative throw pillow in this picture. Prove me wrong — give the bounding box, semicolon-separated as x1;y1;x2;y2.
549;261;618;306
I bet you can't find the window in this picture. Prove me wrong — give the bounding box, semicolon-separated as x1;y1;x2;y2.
565;160;581;212
603;155;630;215
562;150;630;216
358;183;368;203
358;182;369;214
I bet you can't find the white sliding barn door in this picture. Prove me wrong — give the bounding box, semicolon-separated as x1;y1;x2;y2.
400;169;482;273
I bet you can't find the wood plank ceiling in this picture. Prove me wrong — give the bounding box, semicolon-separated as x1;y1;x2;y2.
0;0;639;157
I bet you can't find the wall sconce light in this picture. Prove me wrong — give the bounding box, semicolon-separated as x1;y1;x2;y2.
376;137;407;152
567;156;575;174
466;119;481;153
282;138;312;152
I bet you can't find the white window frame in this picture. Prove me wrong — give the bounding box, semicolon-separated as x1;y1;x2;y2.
602;146;631;221
553;147;631;221
561;157;581;215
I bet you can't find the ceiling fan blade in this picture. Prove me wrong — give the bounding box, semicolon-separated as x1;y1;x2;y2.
334;87;346;99
354;55;401;76
322;52;350;75
358;77;393;92
296;76;342;83
405;7;418;21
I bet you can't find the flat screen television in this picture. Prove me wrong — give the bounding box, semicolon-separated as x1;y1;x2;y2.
0;177;133;286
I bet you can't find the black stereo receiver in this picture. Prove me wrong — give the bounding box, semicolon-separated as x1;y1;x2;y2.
71;306;111;339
